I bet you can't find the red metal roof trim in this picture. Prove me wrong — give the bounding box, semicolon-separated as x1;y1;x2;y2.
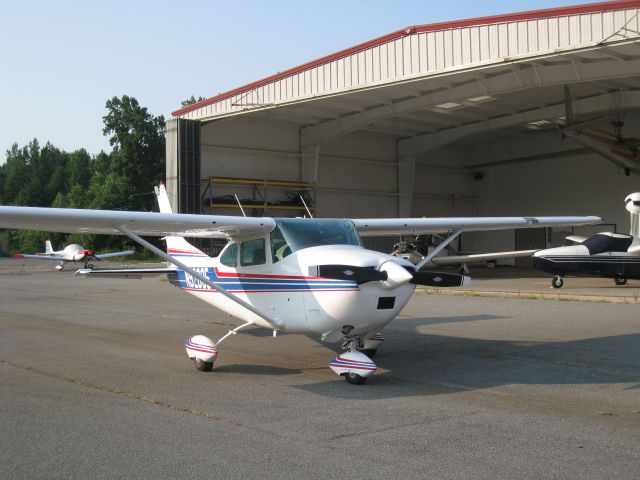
172;0;640;117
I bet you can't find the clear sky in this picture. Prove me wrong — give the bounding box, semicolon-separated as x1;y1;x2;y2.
0;0;589;162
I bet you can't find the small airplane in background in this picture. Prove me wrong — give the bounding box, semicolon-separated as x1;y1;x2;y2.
533;192;640;288
14;240;134;270
0;185;600;384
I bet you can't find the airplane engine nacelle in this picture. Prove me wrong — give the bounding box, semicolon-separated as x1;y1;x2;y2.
625;192;640;215
185;335;218;364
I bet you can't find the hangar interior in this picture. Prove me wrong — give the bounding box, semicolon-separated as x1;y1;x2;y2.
167;1;640;258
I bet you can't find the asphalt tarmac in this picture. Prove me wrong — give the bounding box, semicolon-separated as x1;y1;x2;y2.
1;259;639;479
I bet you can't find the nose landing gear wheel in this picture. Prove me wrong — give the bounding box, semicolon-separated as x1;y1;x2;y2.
344;372;367;385
194;358;213;372
552;275;564;289
614;277;627;286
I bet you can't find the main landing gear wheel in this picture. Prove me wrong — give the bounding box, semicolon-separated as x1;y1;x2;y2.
552;275;564;289
194;358;213;372
614;277;628;286
344;372;367;385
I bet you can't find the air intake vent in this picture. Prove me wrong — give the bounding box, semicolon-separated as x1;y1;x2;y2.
377;297;395;310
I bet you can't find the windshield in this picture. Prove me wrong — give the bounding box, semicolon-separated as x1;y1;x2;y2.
271;219;360;261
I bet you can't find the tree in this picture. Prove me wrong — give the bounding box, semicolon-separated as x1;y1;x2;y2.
181;95;206;107
101;95;166;211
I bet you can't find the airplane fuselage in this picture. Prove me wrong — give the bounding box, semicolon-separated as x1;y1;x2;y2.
168;244;416;338
532;233;640;280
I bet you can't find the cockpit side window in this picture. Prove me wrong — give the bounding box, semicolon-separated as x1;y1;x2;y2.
219;242;238;267
240;238;266;267
270;226;292;263
581;233;632;254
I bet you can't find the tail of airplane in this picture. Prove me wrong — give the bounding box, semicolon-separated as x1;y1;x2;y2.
154;183;212;265
45;240;54;254
624;193;640;254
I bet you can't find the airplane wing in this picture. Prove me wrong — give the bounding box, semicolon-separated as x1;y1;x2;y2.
94;250;135;260
14;253;68;262
352;216;602;236
0;206;276;238
430;249;537;266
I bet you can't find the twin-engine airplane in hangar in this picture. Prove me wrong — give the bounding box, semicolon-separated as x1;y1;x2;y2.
13;240;134;270
533;192;640;288
0;185;601;384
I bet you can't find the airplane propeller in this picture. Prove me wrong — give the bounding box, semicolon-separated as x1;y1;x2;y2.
313;264;469;288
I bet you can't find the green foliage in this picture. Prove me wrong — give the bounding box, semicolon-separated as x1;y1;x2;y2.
181;95;206;107
0;95;166;256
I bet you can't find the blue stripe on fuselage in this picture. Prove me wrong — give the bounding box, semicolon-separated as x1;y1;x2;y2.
174;267;358;292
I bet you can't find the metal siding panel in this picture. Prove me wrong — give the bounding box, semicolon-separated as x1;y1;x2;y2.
581;14;592;42
442;29;452;68
452;28;463;66
537;19;548;50
527;20;537;52
498;23;508;57
380;43;389;81
427;32;436;71
517;21;527;53
410;34;419;75
394;38;404;77
559;16;569;46
569;15;580;44
364;48;373;83
358;50;366;85
614;10;625;34
388;40;397;78
371;46;381;82
468;27;478;64
487;24;497;60
508;22;518;56
336;59;344;89
602;11;614;38
344;57;352;88
417;33;427;72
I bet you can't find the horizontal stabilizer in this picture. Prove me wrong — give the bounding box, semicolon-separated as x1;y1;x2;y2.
566;235;587;244
75;267;177;279
94;250;135;260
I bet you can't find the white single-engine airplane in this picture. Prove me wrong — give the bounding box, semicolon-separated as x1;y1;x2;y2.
0;185;601;384
13;240;134;270
533;192;640;288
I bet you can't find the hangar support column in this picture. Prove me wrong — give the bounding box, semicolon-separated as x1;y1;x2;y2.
165;118;201;214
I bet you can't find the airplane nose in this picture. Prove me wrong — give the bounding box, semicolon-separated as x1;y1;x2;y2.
378;260;414;289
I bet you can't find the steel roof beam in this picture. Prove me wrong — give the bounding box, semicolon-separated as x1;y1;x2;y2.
301;54;640;149
398;89;640;157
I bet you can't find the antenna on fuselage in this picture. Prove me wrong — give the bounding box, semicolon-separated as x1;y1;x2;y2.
300;195;313;218
234;194;247;217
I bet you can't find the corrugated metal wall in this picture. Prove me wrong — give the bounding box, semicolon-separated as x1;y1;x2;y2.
179;6;640;121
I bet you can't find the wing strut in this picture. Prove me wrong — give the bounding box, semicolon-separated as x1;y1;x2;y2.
415;230;462;271
114;225;284;330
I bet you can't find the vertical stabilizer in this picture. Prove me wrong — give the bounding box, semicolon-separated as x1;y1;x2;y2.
45;240;54;254
625;192;640;240
154;184;212;265
155;183;173;214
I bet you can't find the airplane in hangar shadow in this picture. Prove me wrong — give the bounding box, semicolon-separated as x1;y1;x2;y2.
13;240;134;270
0;184;600;384
560;85;640;175
533;192;640;288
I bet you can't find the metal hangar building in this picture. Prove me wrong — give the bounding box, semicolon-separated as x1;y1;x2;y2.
166;0;640;254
